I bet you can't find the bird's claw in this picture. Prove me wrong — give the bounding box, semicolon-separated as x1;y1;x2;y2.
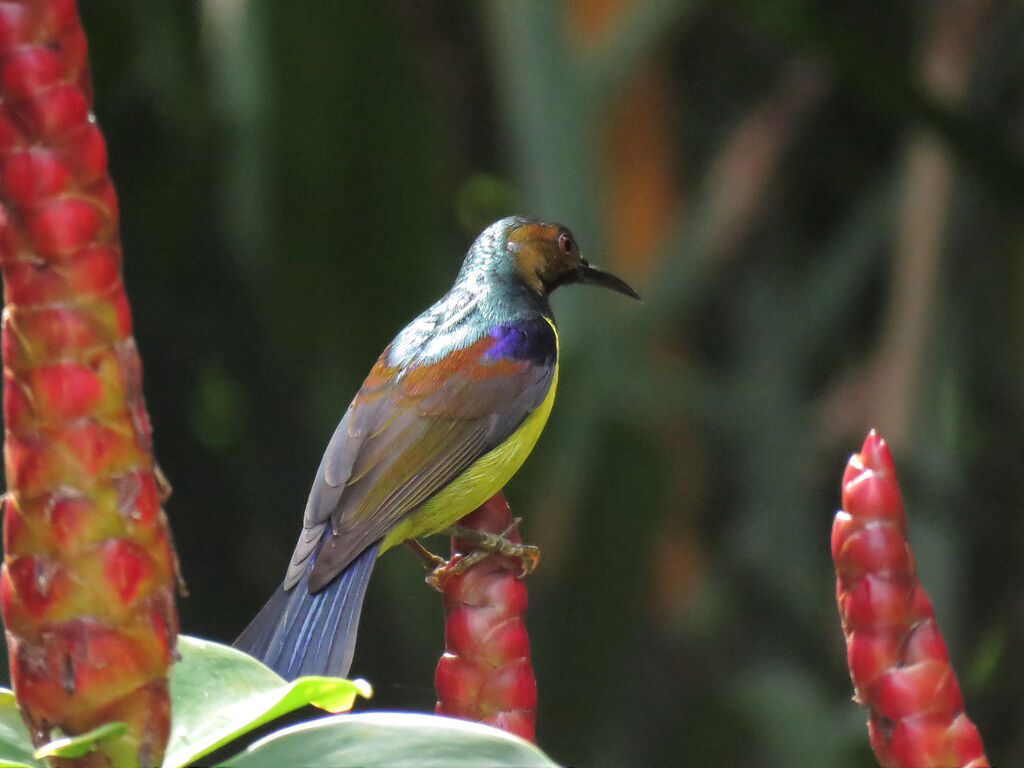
425;551;488;591
512;543;541;578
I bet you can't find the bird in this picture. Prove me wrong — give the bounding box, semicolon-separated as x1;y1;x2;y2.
234;216;638;680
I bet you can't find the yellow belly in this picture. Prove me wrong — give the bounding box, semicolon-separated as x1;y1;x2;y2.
379;336;559;551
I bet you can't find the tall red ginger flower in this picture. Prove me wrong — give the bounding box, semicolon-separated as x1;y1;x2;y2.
434;492;537;743
832;431;988;768
0;2;179;766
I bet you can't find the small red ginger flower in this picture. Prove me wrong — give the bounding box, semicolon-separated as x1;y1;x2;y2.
832;430;988;768
433;491;537;743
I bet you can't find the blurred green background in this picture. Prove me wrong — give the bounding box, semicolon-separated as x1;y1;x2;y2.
18;0;1024;765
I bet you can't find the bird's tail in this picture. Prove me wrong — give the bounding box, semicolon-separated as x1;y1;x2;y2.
234;540;379;680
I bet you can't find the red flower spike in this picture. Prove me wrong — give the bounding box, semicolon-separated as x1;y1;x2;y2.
434;492;538;743
833;430;989;767
3;148;74;205
0;2;179;766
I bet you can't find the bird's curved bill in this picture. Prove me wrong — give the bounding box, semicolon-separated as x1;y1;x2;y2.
577;263;640;300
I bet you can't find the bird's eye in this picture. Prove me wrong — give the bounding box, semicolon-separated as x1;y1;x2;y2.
558;233;574;255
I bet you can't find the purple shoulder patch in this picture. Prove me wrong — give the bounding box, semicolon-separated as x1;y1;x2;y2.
484;318;556;364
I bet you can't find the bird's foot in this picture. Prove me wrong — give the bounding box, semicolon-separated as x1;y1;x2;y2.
421;519;540;591
442;517;540;578
425;550;490;591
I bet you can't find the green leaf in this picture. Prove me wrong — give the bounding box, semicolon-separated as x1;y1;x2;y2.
0;690;42;768
217;711;561;768
34;721;128;760
164;635;371;768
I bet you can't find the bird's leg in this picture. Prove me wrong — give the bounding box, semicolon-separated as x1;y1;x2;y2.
441;517;540;578
405;539;446;570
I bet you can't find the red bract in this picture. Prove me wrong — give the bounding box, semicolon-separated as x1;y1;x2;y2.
833;431;988;768
434;492;538;743
0;2;179;766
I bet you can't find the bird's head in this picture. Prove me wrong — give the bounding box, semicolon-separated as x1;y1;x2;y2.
472;217;639;300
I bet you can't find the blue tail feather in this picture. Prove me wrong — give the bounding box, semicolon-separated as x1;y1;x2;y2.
234;540;379;680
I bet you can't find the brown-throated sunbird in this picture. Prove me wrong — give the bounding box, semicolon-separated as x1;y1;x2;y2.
235;216;639;679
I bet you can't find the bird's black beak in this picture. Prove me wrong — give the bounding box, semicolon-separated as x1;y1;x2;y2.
576;262;640;300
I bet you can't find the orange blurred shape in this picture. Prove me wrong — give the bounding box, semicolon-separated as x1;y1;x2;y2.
568;0;678;277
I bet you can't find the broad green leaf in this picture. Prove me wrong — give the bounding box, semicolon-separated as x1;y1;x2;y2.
217;711;561;768
34;721;127;760
165;635;371;768
0;690;41;768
